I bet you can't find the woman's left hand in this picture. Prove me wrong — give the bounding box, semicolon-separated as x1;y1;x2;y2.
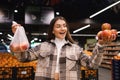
12;23;21;34
97;31;117;45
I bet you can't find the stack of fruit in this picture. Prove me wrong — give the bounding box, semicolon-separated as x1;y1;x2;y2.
114;53;120;60
97;23;118;41
0;53;37;72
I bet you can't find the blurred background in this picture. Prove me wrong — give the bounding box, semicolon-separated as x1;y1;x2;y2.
0;1;120;80
0;0;120;51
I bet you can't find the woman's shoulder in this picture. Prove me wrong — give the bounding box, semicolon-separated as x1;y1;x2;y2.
40;40;54;46
40;41;50;45
72;43;80;47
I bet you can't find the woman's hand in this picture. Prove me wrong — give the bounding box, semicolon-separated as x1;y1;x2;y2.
12;23;21;34
98;32;117;45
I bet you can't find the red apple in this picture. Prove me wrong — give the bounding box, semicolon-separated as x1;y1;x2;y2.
97;31;103;40
111;29;118;36
10;43;20;52
101;23;111;31
101;30;112;41
20;42;29;51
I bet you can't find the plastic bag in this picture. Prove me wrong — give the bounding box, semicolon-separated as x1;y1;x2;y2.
10;26;29;52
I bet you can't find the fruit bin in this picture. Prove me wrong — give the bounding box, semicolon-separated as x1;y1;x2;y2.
80;68;98;80
15;66;35;80
111;59;120;80
0;67;13;80
0;67;35;80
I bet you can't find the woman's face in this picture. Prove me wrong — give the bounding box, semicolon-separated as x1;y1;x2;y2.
52;19;67;39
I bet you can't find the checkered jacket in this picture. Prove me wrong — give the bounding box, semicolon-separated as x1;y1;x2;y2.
15;39;104;80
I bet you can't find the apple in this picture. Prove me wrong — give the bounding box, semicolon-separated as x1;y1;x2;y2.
20;42;29;51
97;31;103;40
101;23;111;31
101;30;112;41
111;29;118;36
10;43;20;52
114;55;120;60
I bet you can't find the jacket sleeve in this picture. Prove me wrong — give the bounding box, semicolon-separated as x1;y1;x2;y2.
13;42;53;62
80;43;105;69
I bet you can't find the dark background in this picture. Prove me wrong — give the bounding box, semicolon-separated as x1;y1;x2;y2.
0;0;120;47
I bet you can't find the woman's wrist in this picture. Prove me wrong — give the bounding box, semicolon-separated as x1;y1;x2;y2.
96;42;104;47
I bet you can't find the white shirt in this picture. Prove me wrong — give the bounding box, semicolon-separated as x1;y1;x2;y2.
54;38;66;73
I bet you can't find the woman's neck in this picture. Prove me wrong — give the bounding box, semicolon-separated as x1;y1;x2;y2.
55;38;65;43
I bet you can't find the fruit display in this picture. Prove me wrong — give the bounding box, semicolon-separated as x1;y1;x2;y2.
97;23;118;41
114;53;120;60
101;23;111;31
83;50;93;56
0;53;37;72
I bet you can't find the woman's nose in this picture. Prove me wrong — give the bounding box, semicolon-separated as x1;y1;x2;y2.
61;26;65;30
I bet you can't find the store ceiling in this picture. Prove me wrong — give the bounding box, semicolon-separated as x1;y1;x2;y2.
53;0;120;35
0;0;120;38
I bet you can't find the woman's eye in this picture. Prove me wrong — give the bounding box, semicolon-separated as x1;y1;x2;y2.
63;24;67;28
55;24;67;28
56;25;61;28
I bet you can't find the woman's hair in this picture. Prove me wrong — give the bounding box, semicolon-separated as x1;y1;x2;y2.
47;16;75;43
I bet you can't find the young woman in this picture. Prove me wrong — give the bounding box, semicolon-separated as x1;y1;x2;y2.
11;16;116;80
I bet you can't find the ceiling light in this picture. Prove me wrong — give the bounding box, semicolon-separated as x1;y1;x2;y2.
43;32;47;35
31;40;34;43
34;38;38;41
0;32;2;35
14;9;18;13
71;34;96;37
73;24;90;33
7;34;13;38
117;31;120;34
7;34;13;40
56;12;60;15
72;1;120;34
89;0;120;18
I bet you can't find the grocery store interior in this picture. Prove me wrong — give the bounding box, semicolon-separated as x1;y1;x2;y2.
0;0;120;80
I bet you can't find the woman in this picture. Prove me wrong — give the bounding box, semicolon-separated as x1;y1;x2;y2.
11;16;116;80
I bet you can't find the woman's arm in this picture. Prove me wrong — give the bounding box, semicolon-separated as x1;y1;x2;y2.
80;33;117;69
88;43;105;69
13;44;41;62
12;42;53;62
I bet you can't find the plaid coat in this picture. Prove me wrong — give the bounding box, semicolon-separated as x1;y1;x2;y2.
15;40;104;80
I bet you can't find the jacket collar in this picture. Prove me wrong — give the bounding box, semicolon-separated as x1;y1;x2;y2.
49;39;72;46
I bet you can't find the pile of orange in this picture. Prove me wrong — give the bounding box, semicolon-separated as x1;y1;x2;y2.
83;50;93;56
114;53;120;60
0;53;37;72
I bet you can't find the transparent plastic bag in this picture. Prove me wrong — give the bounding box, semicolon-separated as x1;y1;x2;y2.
10;26;29;52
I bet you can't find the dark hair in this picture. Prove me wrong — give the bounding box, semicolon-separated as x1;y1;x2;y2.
47;16;75;43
